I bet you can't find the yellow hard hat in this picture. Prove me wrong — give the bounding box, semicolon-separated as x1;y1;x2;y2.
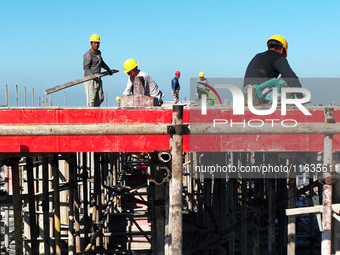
124;59;138;73
199;72;205;77
90;34;100;42
267;35;288;57
116;96;121;102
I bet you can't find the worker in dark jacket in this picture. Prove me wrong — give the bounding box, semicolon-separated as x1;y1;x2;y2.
83;34;113;107
244;35;302;98
171;71;181;104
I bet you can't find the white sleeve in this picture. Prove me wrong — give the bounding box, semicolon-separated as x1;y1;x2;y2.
123;78;133;95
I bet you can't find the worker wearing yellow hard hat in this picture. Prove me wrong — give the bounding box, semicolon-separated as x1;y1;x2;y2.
196;71;210;99
243;35;303;99
83;34;114;107
123;59;164;105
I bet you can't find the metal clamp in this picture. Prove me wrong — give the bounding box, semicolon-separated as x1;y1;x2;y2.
167;124;190;135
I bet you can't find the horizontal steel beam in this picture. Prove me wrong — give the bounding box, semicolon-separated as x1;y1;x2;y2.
0;123;169;136
0;122;339;136
190;122;339;135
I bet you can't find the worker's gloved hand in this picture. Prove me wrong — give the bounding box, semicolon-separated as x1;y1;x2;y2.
173;93;177;97
295;93;304;99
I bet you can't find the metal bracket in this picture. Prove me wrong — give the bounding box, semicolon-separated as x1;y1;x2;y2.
149;166;171;185
167;124;190;135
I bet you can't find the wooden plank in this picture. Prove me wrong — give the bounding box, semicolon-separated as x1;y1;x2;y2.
285;204;340;216
286;205;323;216
44;69;119;95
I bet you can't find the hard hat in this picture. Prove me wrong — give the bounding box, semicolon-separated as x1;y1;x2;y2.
267;35;288;57
90;34;100;42
199;72;204;77
175;71;181;76
116;96;121;102
124;59;138;73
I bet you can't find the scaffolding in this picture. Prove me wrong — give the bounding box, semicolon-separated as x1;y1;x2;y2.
0;105;340;255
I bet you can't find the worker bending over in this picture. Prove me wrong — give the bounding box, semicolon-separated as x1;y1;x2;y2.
244;35;302;98
123;59;164;105
83;34;113;107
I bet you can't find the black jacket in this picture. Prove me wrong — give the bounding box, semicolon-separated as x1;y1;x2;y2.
244;50;301;89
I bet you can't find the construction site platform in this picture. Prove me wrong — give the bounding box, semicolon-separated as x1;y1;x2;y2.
0;105;338;153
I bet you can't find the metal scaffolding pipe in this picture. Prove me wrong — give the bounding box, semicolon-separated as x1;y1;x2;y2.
0;122;339;136
4;165;9;255
42;157;51;255
322;108;334;255
0;123;169;136
26;157;38;255
11;159;23;255
191;122;340;135
52;154;61;255
169;105;184;255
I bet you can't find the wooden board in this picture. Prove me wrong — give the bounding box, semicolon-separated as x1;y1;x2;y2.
44;69;119;95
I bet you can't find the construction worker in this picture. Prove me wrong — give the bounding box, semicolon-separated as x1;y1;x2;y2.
196;72;210;99
83;34;113;107
243;35;302;98
123;59;164;105
171;71;181;104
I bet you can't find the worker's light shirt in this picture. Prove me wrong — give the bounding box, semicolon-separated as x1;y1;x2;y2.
123;70;163;99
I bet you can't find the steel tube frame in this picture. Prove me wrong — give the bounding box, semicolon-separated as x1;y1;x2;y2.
0;122;339;136
169;105;184;255
322;108;334;255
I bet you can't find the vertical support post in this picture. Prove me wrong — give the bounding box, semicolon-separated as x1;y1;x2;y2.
24;87;26;107
94;153;101;248
4;165;9;255
72;153;81;254
6;84;8;107
241;153;247;255
169;104;183;255
278;158;288;255
16;85;18;106
42;157;51;255
268;154;276;255
11;158;23;255
68;154;75;255
27;157;38;255
227;152;236;254
155;182;165;255
334;178;340;255
53;154;61;255
252;152;262;255
287;158;296;255
322;108;334;255
82;152;89;247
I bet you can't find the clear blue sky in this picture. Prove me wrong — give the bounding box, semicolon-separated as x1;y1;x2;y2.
1;0;340;107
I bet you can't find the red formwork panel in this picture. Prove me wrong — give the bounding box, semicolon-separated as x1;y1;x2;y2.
189;107;340;152
0;108;190;153
0;107;338;153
